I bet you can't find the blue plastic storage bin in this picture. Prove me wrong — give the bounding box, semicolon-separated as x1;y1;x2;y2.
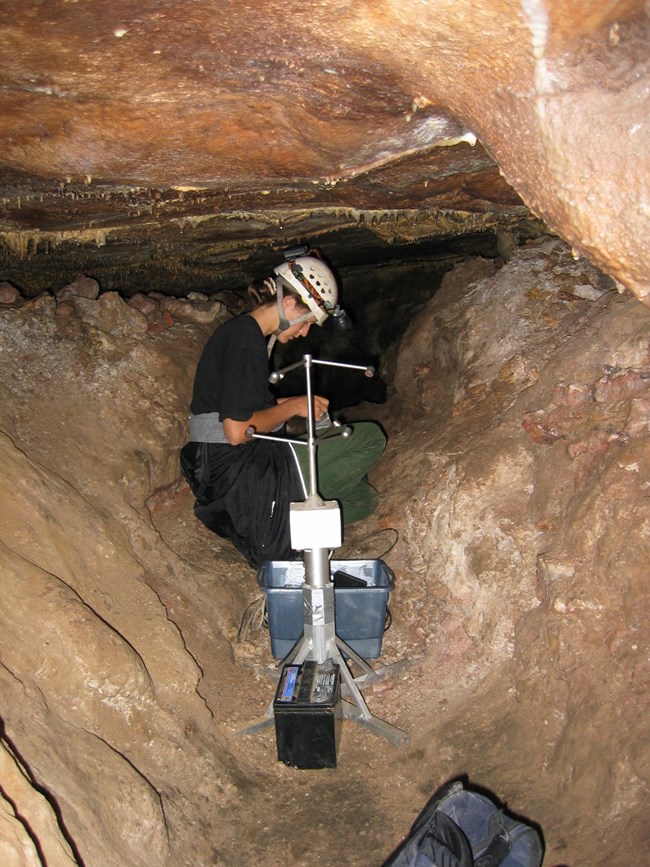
257;559;394;659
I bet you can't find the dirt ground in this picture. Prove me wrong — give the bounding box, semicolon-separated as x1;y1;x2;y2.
148;485;437;866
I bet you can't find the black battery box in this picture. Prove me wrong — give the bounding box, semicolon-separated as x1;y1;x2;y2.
273;659;342;769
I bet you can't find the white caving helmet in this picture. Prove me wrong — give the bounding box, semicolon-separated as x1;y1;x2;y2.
273;252;339;329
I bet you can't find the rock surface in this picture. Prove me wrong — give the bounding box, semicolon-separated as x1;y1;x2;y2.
0;2;648;304
368;237;650;865
0;238;647;864
0;291;246;865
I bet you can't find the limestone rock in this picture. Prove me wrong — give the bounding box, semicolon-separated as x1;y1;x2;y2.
159;296;223;325
370;237;650;866
0;2;648;304
128;292;173;333
0;281;19;305
0;303;246;864
127;292;160;317
67;291;148;337
55;275;100;301
54;301;75;318
0;739;84;867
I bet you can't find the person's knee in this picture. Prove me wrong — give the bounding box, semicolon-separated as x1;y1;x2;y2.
342;482;379;524
373;424;387;454
355;421;386;460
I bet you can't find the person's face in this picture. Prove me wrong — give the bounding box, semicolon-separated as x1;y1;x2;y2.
278;297;316;342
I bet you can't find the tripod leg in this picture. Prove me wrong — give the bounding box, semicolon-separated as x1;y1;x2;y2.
334;635;375;675
341;700;409;746
280;634;310;666
235;701;274;736
324;641;372;720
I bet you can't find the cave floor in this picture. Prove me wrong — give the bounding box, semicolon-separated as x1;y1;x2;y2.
147;484;430;866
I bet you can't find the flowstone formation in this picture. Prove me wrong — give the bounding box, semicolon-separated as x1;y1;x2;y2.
0;236;648;865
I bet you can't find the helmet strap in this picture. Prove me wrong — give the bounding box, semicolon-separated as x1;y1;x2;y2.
267;282;312;357
274;282;315;332
274;282;291;333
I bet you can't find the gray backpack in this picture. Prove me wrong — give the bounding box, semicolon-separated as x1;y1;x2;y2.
382;780;544;867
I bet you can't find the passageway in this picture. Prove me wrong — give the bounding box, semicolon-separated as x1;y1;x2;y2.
1;3;648;865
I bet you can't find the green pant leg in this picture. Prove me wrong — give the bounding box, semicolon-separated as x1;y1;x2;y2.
294;421;386;524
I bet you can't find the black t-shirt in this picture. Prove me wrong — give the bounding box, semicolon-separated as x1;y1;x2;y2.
190;315;274;420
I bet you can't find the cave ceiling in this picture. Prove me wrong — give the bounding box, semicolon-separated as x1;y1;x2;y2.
0;1;648;302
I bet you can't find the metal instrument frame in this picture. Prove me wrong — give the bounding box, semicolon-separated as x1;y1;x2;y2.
238;354;408;746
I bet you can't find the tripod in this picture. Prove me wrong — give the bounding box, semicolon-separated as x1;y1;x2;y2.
238;354;408;746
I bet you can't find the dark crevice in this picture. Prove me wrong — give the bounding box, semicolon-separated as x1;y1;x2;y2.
0;718;86;866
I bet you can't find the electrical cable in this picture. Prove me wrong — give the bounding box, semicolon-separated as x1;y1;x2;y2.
236;595;268;642
367;527;399;560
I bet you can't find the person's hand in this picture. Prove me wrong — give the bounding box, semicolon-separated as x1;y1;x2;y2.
225;394;331;445
313;395;330;421
290;394;329;419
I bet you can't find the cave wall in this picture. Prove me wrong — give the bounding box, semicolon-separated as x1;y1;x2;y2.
370;236;650;865
0;294;250;865
376;1;650;303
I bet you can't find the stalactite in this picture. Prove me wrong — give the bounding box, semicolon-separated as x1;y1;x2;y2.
0;228;109;259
